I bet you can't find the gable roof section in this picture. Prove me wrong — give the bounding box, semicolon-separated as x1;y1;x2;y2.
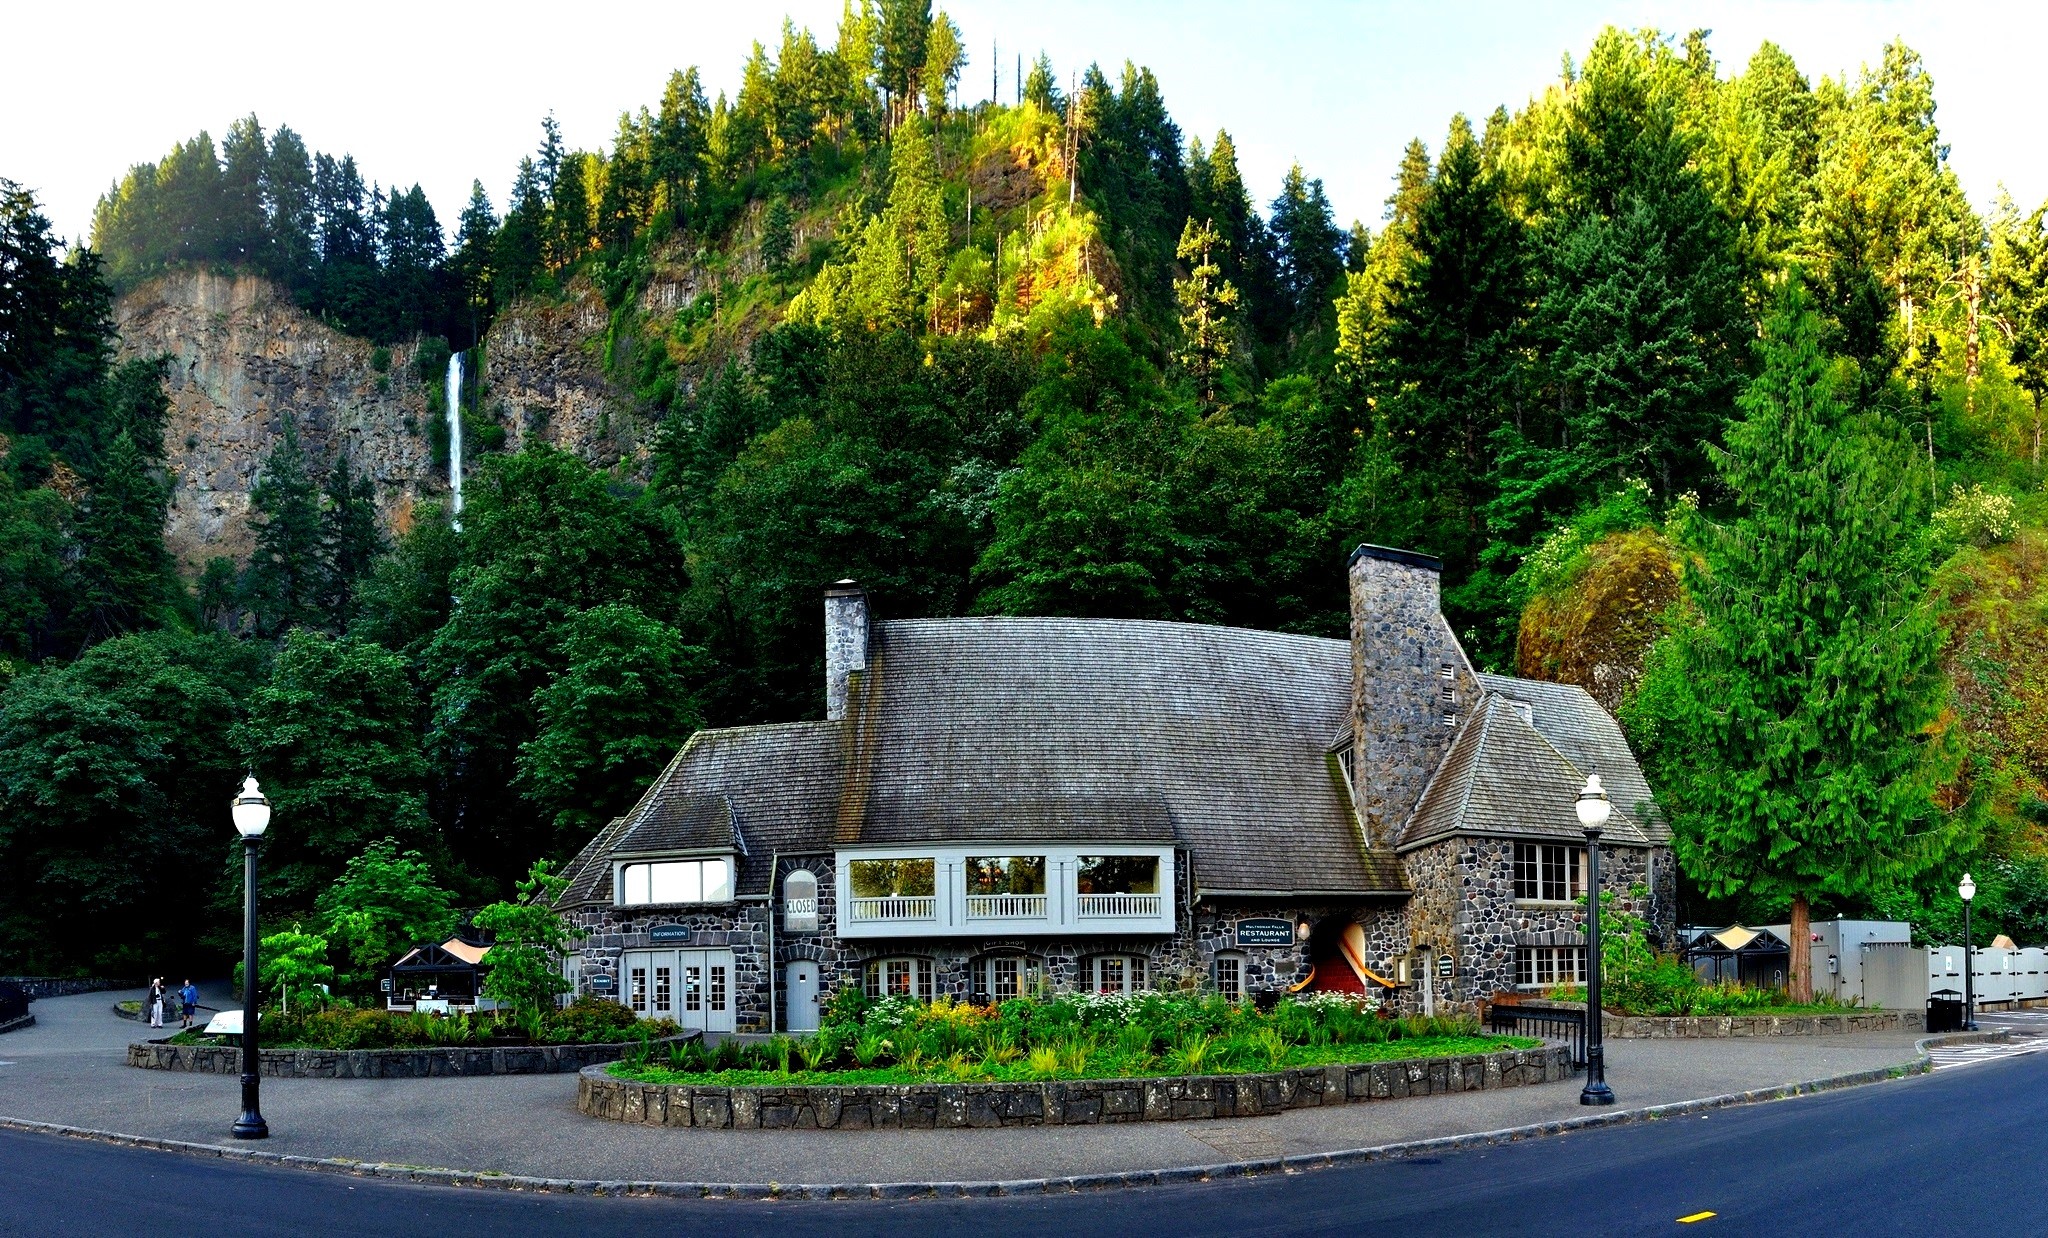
1474;673;1668;843
1397;694;1652;851
555;721;846;906
842;618;1403;894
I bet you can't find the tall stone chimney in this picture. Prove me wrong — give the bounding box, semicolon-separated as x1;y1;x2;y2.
823;579;870;722
1348;545;1474;849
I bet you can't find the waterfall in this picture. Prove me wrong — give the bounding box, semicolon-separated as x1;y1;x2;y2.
446;351;464;529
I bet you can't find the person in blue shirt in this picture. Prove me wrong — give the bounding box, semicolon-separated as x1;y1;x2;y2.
179;980;199;1029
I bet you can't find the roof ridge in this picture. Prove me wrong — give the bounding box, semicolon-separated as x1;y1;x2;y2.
1502;705;1650;844
872;614;1350;652
1449;697;1496;834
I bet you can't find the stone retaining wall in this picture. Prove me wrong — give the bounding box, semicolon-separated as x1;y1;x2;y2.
128;1034;693;1079
1515;1000;1924;1038
2;977;141;1000
578;1044;1575;1130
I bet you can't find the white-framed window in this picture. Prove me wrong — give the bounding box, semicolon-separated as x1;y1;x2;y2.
863;956;934;1000
560;954;582;1008
1515;946;1587;990
783;869;819;932
1214;952;1247;1002
1084;954;1149;995
618;857;734;906
1513;842;1586;903
975;955;1046;1002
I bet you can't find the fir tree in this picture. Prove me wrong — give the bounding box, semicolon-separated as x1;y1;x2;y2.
760;197;795;272
244;417;326;638
319;453;385;629
1627;279;1965;1002
1173;217;1240;410
72;430;174;645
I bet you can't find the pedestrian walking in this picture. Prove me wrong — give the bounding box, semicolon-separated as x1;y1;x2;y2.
179;979;199;1030
147;978;165;1028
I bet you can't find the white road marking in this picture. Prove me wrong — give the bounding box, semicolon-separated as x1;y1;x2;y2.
1928;1037;2048;1070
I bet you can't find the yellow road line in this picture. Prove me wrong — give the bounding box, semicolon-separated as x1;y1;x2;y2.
1677;1212;1717;1224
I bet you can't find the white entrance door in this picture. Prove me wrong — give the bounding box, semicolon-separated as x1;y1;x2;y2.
622;949;735;1033
786;961;820;1032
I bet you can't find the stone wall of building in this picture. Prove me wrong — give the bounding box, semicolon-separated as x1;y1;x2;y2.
1348;548;1483;849
1401;836;1657;1012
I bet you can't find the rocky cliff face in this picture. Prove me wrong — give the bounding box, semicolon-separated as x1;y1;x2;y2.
115;270;642;572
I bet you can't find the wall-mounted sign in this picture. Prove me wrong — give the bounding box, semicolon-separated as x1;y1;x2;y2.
1437;954;1455;979
588;975;617;993
649;924;692;943
1235;918;1296;947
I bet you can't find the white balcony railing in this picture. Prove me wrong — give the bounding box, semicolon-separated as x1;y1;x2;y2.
1075;893;1162;917
965;893;1049;919
849;895;937;922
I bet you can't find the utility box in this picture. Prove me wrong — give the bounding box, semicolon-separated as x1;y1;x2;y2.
1762;919;1910;1005
1862;941;1930;1011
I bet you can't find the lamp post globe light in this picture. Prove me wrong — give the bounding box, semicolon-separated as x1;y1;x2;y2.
1576;773;1614;1106
231;776;270;1140
1959;872;1977;1033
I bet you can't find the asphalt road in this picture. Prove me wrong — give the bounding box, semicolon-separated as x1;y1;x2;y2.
6;1046;2040;1238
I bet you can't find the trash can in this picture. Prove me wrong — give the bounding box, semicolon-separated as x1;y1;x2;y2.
1928;988;1964;1033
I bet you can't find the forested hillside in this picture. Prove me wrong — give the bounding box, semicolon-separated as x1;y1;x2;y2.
6;10;2048;974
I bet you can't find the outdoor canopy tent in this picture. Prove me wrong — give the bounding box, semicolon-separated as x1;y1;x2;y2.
387;936;492;1008
1685;924;1791;990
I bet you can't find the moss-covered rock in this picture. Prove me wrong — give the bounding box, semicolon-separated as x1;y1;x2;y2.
1514;528;1682;716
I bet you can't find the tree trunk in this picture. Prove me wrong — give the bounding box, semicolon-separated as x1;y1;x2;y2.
1788;894;1812;1004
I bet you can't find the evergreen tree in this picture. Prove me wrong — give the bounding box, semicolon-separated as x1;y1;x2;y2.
1173;217;1240;409
1023;53;1060;113
652;68;710;226
319;453;384;629
760;197;794;272
264;126;318;296
72;430;175;645
495;158;547;301
922;9;965;120
219;115;270;267
450;181;497;327
1991;197;2048;465
1627;280;1964;1002
1269;163;1345;341
877;0;932;123
243;417;326;638
548;152;592;269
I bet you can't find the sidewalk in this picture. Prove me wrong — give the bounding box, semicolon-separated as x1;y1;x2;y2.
0;988;1941;1187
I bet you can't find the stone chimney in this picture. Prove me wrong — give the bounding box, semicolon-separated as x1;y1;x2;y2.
1348;545;1474;849
823;579;870;722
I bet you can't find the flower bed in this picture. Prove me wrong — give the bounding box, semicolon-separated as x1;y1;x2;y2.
159;996;671;1050
611;990;1536;1088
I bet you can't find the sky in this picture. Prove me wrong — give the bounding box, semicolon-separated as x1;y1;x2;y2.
7;1;2046;246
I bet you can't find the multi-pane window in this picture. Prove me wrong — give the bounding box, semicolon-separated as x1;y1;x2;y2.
1515;946;1587;989
977;955;1046;1002
1513;843;1586;903
619;858;734;906
653;965;672;1014
863;957;935;1000
1086;954;1149;995
628;965;648;1014
708;962;727;1012
683;964;701;1012
1214;953;1246;1002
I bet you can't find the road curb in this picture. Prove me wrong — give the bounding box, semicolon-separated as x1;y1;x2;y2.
0;1030;2011;1201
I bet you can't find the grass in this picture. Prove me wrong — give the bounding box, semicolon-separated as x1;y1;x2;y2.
610;1034;1538;1088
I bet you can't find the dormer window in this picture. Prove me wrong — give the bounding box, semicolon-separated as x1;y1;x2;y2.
618;857;734;906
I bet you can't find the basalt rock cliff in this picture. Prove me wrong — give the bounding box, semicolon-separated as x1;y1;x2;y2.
114;269;642;572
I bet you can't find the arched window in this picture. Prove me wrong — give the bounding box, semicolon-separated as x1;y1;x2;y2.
1082;954;1149;995
863;957;934;1001
972;954;1046;1003
783;869;819;932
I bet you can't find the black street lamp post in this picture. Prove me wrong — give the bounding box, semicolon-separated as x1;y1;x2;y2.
231;776;271;1140
1960;872;1978;1033
1578;773;1615;1106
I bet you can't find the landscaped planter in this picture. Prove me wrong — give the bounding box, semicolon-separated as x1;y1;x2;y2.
577;1043;1575;1130
127;1033;695;1079
1516;1000;1924;1039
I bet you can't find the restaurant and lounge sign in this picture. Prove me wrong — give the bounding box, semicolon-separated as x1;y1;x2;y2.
1234;918;1295;947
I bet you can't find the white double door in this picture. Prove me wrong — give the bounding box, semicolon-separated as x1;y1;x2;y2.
622;948;735;1033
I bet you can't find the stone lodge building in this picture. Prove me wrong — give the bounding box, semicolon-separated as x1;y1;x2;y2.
550;545;1676;1033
